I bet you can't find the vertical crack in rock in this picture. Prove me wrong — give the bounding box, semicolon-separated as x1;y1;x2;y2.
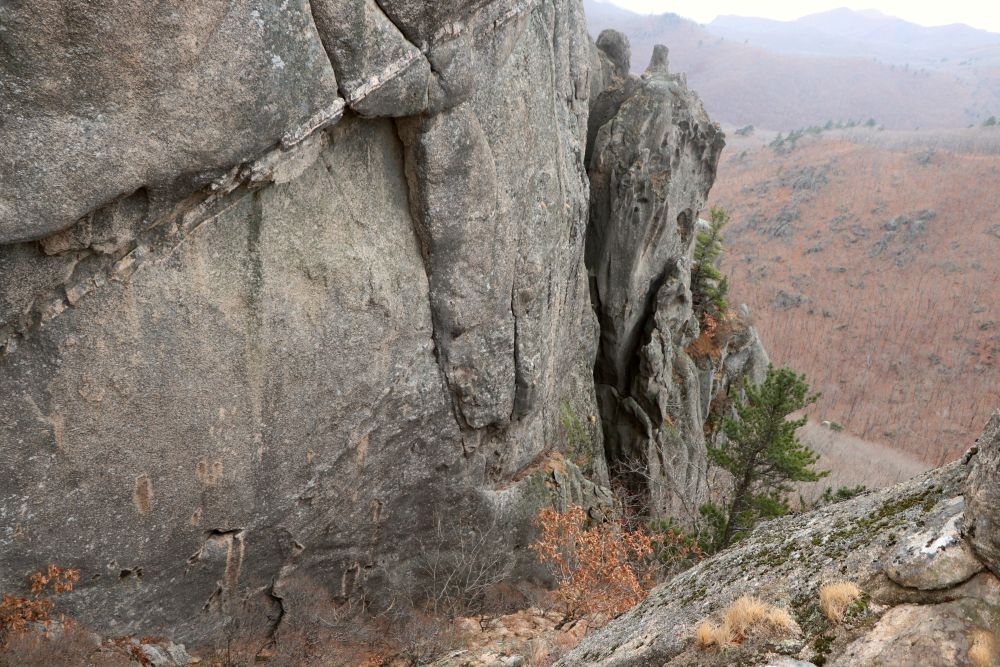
188;529;247;616
245;191;267;443
309;0;432;116
391;119;469;435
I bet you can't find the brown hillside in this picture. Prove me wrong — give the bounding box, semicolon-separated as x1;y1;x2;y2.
709;126;1000;465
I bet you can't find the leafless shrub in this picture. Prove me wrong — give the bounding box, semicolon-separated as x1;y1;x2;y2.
0;625;129;667
414;514;511;620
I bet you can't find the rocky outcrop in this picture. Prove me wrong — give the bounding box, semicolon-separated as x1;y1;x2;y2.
0;0;603;642
965;411;1000;577
0;0;339;243
559;417;1000;666
0;1;762;648
586;35;767;519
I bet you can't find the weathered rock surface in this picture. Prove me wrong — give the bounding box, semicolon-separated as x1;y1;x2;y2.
0;0;340;243
0;0;604;643
1;0;765;651
884;496;983;590
831;600;997;667
558;418;1000;667
586;34;766;519
965;410;1000;577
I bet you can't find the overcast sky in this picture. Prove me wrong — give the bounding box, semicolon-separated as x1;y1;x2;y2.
597;1;1000;32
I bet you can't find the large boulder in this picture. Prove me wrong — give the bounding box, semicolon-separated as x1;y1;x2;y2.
965;411;1000;576
559;417;1000;666
0;1;760;651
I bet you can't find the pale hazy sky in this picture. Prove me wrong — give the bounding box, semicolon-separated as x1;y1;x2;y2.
599;0;1000;32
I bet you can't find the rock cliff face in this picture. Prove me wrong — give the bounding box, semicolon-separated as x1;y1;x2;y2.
0;2;763;644
560;413;1000;666
587;35;768;520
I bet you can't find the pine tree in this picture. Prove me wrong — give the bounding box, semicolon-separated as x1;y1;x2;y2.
690;206;730;320
704;365;827;550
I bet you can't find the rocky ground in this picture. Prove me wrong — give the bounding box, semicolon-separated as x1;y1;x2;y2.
558;412;1000;666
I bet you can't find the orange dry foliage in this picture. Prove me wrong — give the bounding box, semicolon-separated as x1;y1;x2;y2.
0;565;80;643
686;312;722;360
530;506;654;622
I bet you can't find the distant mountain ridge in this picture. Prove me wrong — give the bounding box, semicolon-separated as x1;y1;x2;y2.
710;8;1000;67
583;1;1000;130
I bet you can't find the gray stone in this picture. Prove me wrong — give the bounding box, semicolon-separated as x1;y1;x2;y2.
0;0;607;645
139;640;192;667
586;44;763;520
965;411;1000;576
884;496;984;590
397;103;516;430
0;0;341;243
311;0;432;116
595;29;631;77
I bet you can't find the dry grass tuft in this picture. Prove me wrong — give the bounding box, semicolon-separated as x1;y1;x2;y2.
970;629;997;667
819;581;861;623
694;620;724;648
694;595;799;649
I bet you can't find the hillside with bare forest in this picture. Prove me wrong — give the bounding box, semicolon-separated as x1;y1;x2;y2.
710;125;1000;464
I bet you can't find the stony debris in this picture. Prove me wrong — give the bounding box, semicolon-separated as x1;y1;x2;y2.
430;608;592;666
135;639;193;667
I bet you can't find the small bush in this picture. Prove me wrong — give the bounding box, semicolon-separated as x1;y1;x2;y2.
531;506;654;623
560;401;594;470
802;485;868;511
819;581;861;623
416;515;509;620
695;595;799;648
690;207;730;321
647;518;705;576
706;365;826;551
